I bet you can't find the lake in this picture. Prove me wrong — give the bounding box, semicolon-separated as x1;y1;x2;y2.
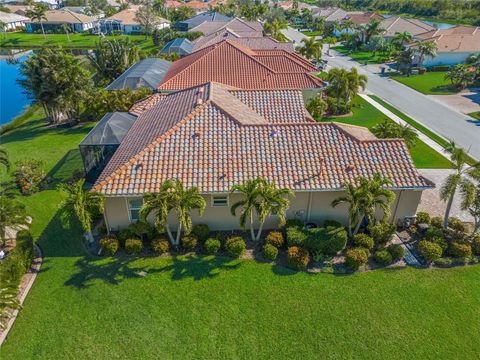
0;50;32;125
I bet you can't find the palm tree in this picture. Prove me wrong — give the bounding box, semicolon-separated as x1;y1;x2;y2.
58;179;104;242
230;178;263;241
0;283;20;330
298;37;322;61
331;183;363;237
440;142;480;229
363;19;382;44
263;18;288;42
0;196;28;246
0;147;9;171
326;67;349;109
61;23;71;42
25;3;48;39
461;184;480;234
398;124;419;148
393;31;413;48
414;40;437;66
347;67;367;101
324;36;336;56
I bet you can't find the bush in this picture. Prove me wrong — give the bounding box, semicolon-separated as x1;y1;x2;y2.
345;247;368;270
353;233;374;250
374;250;392;266
181;235;198;252
100;237;119;256
13;159;45;195
118;228;138;244
1;253;25;283
285;218;304;229
286;226;308;247
128;221;157;241
429;236;448;252
125;239;143;255
449;242;472;258
323;219;342;228
434;257;453;267
430;216;443;228
192;224;210;242
265;231;284;248
16;230;34;270
472;234;480;255
263;244;279;261
151;238;170;254
418;240;442;264
416;212;430;224
323;227;347;255
287;246;310;270
368;223;396;247
387;244;405;262
424;227;444;240
303;227;347;256
448;217;467;235
204;238;221;254
225;236;245;258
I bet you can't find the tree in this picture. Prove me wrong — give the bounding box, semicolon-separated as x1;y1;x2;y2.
396;48;415;75
363;19;382;44
331;182;363;237
325;67;367;112
0;147;9;171
440;142;480;229
372;121;418;148
25;3;48;39
324;36;336;56
136;4;161;38
414;40;437;66
306;93;328;119
169;6;195;23
445;64;475;90
61;23;71;42
393;31;413;49
58;179;104;243
298;37;322;61
0;196;28;246
461;184;480;233
263;18;288;42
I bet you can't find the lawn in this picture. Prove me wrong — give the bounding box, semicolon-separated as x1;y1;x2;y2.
391;71;458;95
468;111;480;120
332;45;390;64
325;97;452;168
1;107;479;359
0;32;155;50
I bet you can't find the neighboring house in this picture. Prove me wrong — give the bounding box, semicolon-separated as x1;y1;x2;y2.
62;6;105;19
181;1;210;14
277;1;318;11
312;7;348;23
157;40;324;91
160;38;194;56
25;9;98;33
345;11;383;27
106;58;172;91
92;82;433;231
175;11;231;31
410;26;480;66
189;17;264;37
164;0;183;9
3;5;31;16
0;11;28;31
100;6;170;34
380;16;434;39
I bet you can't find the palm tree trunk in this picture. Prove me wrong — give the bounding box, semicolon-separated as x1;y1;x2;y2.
165;223;175;245
353;214;364;235
443;193;455;229
175;223;182;246
84;231;94;243
255;220;265;242
249;212;255;241
40;23;46;39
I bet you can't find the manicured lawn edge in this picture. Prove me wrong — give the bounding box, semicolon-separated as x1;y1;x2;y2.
390;72;458;95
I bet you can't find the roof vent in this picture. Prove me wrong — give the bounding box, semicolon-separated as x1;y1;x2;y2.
346;164;356;172
218;173;226;180
134;164;143;172
196;98;203;105
270;129;277;138
192;131;201;139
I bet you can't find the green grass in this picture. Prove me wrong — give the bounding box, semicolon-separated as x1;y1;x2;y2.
326;97;452;168
0;32;155;50
391;71;458;95
301;30;323;37
468;111;480;120
332;45;390;64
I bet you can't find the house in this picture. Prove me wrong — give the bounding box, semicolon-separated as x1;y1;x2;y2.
277;1;318;11
24;9;98;33
62;6;105;19
380;16;434;39
106;58;172;91
345;11;383;27
3;5;31;16
92;82;433;231
312;7;348;23
175;11;231;31
100;6;170;34
189;17;263;37
0;11;29;31
160;38;194;56
157;40;324;91
410;26;480;66
181;1;210;14
164;0;183;9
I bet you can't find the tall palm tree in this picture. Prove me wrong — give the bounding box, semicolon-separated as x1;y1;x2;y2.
230;178;263;241
393;31;413;48
0;147;9;171
58;179;104;242
0;196;28;246
298;37;322;61
331;183;363;237
363;19;382;44
324;36;336;56
346;67;367;101
326;67;349;109
263;18;288;42
440;142;480;229
414;40;437;66
25;3;48;39
61;23;71;42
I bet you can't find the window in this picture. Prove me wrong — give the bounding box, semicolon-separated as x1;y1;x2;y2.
128;198;143;221
211;195;228;207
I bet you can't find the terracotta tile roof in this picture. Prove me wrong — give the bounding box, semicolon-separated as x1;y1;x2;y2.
26;9;97;24
106;6;169;25
158;40;323;90
129;93;167;116
413;26;480;52
95;82;432;195
190;18;263;36
380;16;434;37
182;1;210;10
346;11;383;26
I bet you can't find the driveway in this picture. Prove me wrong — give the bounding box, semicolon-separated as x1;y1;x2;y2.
326;50;480;160
430;89;480;115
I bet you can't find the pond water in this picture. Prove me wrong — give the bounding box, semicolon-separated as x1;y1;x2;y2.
0;50;32;125
383;14;455;29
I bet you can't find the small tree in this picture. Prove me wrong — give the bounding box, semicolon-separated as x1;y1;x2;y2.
461;184;480;234
414;40;437;66
136;4;162;38
445;64;475;90
0;196;28;246
392;31;413;49
298;37;322;61
0;147;9;171
61;23;71;42
331;183;363;237
362;19;382;44
263;18;288;42
25;3;48;39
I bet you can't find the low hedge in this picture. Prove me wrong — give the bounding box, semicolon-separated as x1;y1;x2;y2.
418;240;442;264
125;239;143;255
265;231;284;248
345;247;368;270
374;250;392;266
192;224;210;242
225;236;245;258
100;236;119;256
263;244;279;261
368;223;395;247
353;233;374;250
430;217;443;228
416;212;430;224
449;242;472;258
151;238;170;254
204;238;221;254
0;230;35;284
286;226;308;247
181;235;198;252
287;246;310;270
387;244;405;262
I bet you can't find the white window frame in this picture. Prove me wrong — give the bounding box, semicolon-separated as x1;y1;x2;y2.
127;198;143;222
211;194;229;207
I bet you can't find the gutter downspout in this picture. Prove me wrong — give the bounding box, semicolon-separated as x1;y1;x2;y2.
392;190;403;223
306;192;313;222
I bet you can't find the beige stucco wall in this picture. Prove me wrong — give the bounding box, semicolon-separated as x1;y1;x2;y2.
103;188;424;232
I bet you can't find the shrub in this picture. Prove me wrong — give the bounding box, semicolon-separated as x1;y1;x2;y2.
16;230;34;270
353;233;374;250
151;238;170;254
424;227;444;240
128;221;157;241
472;234;480;255
345;247;368;270
448;217;467;235
100;237;119;256
434;257;453;267
286;226;308;247
263;244;279;261
181;235;198;252
225;236;245;258
429;236;448;252
192;224;210;242
285;218;304;229
13;159;45;195
204;238;221;254
368;223;396;247
418;241;442;264
118;228;138;244
430;216;443;228
374;250;392;266
1;253;25;283
387;244;405;262
449;242;472;258
287;246;310;270
265;231;284;248
416;212;431;224
303;227;347;256
323;219;342;228
323;227;348;255
125;239;143;255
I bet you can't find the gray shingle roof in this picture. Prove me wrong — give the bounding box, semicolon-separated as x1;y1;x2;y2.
160;38;194;55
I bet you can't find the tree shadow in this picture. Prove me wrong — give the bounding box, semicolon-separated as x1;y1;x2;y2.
45;149;84;188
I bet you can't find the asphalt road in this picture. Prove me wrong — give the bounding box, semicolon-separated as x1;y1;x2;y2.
326;51;480;160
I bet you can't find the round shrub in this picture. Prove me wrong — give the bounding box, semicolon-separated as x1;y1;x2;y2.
374;249;392;266
181;235;198;252
225;236;246;258
204;238;221;254
285;218;303;229
323;227;348;255
125;238;143;255
428;236;448;252
415;211;431;224
129;220;157;241
151;238;170;254
265;231;284;248
424;227;444;240
448;217;467;235
449;242;472;258
353;233;374;250
118;228;138;244
192;224;210;242
287;246;310;270
472;234;480;256
430;216;443;228
99;237;119;256
345;247;368;270
418;240;442;264
387;244;405;262
368;223;396;247
286;226;307;247
323;219;342;228
263;244;279;261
